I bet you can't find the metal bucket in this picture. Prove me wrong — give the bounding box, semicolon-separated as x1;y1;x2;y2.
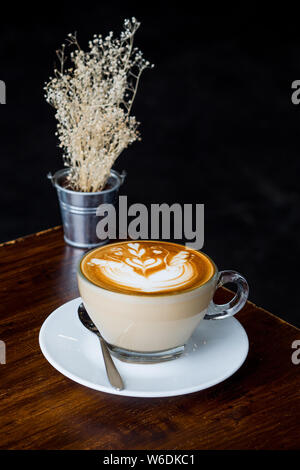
48;168;126;249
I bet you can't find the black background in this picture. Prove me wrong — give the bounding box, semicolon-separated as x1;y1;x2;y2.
0;4;299;326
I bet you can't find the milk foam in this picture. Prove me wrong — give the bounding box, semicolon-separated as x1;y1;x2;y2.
82;242;214;294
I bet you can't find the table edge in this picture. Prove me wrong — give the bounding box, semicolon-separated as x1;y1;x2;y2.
0;225;62;248
1;227;299;332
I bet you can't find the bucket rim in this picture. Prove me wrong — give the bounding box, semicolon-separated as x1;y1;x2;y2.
49;168;125;195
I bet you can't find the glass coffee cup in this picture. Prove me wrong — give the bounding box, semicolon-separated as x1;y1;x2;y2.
77;240;249;363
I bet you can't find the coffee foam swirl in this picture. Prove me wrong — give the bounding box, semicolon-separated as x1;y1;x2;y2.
81;241;215;295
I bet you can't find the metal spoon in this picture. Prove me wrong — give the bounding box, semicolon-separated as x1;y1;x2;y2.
78;303;124;391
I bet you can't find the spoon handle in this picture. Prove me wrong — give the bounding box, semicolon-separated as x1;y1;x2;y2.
98;336;124;391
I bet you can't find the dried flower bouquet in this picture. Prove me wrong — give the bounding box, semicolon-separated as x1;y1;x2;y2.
45;18;153;192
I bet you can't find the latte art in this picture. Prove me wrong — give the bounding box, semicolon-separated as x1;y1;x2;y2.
81;241;215;295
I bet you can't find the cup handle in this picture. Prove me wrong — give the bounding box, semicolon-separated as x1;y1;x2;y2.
204;270;249;320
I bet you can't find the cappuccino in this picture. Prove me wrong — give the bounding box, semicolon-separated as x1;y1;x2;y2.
81;241;215;295
77;240;249;362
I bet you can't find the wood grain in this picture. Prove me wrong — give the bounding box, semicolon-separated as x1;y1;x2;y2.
0;227;299;450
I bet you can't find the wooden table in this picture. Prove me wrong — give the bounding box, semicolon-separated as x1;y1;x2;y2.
0;227;299;450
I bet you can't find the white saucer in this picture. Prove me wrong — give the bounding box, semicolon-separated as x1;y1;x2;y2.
39;298;249;398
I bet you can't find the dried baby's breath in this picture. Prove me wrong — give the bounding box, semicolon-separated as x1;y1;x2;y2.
45;18;153;192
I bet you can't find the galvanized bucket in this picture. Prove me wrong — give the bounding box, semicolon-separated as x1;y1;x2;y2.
48;168;126;249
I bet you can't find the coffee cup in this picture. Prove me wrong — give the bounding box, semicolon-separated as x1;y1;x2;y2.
77;240;249;363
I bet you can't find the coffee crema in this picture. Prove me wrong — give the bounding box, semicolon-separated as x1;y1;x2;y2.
80;241;215;295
